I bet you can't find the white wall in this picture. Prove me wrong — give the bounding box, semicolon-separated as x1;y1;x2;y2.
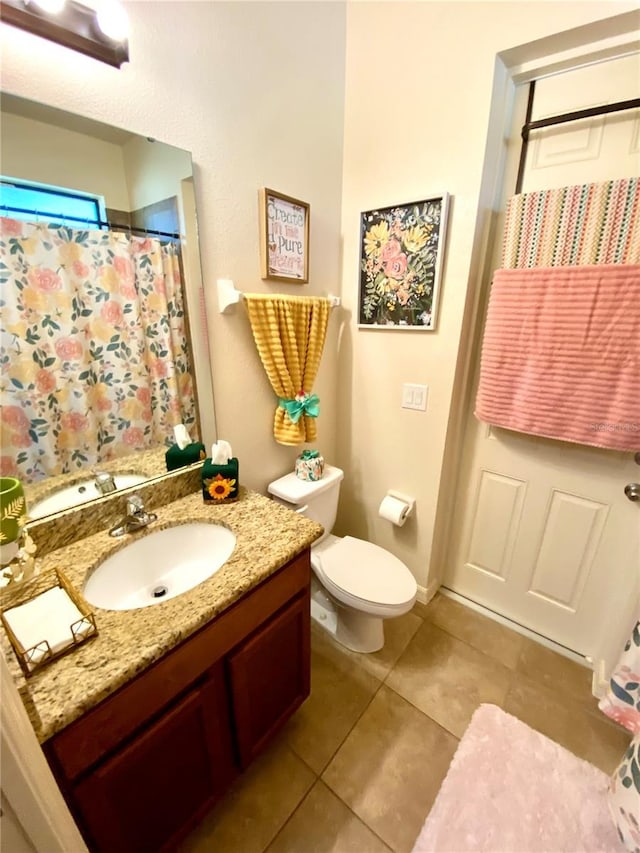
0;1;346;491
0;112;130;209
337;1;639;591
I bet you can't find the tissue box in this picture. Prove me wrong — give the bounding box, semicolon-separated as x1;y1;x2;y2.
165;442;206;472
202;457;239;503
295;451;324;481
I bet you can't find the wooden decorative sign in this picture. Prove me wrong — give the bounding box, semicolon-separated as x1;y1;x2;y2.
259;188;310;283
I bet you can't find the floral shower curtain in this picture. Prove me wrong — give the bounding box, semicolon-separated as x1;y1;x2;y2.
599;618;640;734
0;217;197;482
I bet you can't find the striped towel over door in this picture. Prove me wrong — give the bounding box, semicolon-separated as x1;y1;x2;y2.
502;177;639;269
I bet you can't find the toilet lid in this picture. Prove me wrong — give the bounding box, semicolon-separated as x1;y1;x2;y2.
314;536;416;606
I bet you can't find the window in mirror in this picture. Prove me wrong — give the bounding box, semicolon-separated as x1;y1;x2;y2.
0;177;104;229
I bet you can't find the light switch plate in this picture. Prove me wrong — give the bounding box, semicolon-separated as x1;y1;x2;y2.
402;383;428;411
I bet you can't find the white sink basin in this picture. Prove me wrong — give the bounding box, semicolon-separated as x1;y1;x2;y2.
30;474;148;519
83;523;236;611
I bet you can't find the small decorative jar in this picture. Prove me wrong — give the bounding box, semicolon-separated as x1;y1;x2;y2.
295;450;324;482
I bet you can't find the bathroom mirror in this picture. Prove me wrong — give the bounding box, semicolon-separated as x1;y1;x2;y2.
0;93;216;519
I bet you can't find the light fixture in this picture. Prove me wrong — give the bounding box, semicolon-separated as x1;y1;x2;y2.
0;0;129;67
30;0;66;12
96;0;128;42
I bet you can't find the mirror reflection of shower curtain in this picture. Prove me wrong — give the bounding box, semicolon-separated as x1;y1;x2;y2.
0;217;198;482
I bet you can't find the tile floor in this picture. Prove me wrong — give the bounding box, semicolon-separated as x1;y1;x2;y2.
179;594;630;853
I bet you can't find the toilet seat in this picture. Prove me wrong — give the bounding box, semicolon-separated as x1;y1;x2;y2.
311;535;417;617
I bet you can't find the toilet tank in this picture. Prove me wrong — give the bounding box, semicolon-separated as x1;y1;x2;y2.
267;465;344;542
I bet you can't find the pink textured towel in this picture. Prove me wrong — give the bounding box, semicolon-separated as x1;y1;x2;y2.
475;265;640;451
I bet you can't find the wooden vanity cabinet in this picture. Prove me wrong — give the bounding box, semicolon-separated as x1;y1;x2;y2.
229;592;310;767
73;666;234;853
44;550;311;853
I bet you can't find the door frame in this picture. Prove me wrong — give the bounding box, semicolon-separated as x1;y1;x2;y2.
1;654;87;853
430;10;640;674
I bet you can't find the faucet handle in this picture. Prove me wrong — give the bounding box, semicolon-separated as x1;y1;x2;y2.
126;494;145;515
109;494;156;537
94;471;117;495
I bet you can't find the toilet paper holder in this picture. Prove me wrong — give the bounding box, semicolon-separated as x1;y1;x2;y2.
387;491;416;516
379;490;416;526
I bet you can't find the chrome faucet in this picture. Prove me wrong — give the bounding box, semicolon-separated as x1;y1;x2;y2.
109;495;158;537
94;471;117;496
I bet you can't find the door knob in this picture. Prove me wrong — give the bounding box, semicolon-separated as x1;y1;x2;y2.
625;483;640;502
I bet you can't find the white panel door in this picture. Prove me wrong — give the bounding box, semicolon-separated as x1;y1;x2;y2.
444;55;640;658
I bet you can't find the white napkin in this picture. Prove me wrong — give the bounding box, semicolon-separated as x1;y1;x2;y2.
4;587;90;667
173;424;191;450
211;440;233;464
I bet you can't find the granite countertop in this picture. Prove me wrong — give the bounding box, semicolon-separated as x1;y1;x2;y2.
1;488;322;744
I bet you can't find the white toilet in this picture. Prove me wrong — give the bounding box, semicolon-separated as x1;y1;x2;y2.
268;465;417;653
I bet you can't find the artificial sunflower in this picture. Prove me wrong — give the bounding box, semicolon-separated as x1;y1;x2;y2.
205;474;236;501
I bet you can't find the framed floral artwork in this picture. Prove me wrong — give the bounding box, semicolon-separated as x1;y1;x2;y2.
259;188;310;283
358;194;449;330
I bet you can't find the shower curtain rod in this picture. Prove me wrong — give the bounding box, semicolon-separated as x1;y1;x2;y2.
515;79;640;193
0;205;181;240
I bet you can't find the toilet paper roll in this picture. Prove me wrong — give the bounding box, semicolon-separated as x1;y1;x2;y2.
378;494;412;527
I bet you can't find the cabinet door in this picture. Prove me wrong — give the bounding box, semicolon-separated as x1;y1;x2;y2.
228;592;310;767
73;672;235;853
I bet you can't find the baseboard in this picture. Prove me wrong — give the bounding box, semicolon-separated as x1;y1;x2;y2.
416;579;439;605
418;584;607;697
591;659;608;699
439;587;590;669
